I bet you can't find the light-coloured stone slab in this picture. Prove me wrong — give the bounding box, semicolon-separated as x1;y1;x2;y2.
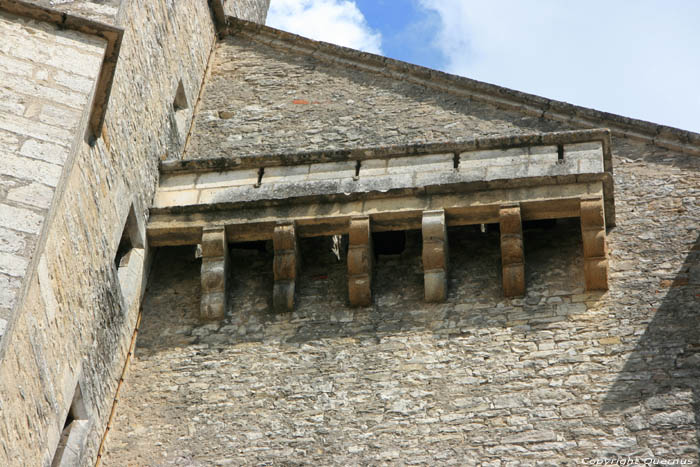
7;182;55;210
196;169;259;189
388;153;453;174
263;165;310;184
0;227;26;254
19;139;69;165
153;189;199;208
0;152;62;187
159;173;197;191
0;204;43;234
359;159;387;177
0;251;29;277
308;161;356;180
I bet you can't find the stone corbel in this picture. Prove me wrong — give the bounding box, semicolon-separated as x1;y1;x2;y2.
422;209;448;302
499;204;525;297
347;216;373;306
580;196;608;290
273;222;300;312
200;226;229;320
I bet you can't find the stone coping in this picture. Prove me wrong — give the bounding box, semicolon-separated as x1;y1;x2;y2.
0;0;123;137
151;131;615;231
219;16;700;156
162;129;613;173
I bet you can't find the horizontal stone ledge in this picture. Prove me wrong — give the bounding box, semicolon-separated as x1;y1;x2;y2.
147;181;604;246
151;171;615;229
161;129;613;173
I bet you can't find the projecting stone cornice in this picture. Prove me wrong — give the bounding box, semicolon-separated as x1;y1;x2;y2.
153;129;615;229
0;0;123;138
149;130;614;314
219;15;700;156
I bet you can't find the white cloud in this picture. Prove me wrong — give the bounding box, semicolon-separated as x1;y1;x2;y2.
267;0;382;55
418;0;700;132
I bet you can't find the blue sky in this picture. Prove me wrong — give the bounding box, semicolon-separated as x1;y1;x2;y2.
267;0;700;133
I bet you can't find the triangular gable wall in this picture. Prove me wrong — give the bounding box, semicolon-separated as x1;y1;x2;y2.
183;17;700;161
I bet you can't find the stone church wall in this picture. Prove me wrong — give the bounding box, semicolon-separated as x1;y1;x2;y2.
0;8;106;344
104;138;699;465
0;0;232;464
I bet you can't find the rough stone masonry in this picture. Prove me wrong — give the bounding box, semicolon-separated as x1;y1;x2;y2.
100;18;699;467
0;0;697;465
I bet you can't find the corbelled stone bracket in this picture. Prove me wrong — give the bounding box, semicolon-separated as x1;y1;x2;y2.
347;216;373;306
422;209;449;302
273;222;300;312
200;227;229;320
580;196;609;290
500;204;526;297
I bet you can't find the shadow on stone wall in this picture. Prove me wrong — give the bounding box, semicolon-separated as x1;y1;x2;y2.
601;233;700;454
134;219;587;355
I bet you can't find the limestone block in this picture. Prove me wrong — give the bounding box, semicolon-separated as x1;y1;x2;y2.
0;72;89;109
387;154;453;174
359;159;387;177
263;165;310;184
0;227;26;254
565;142;604;173
422;209;448;302
159;173;197;191
0;204;43;234
347;216;372;306
499;205;525;297
273;222;299;312
0;112;72;145
0;152;62;187
580;197;608;291
7;182;54;210
37;104;83;131
459;147;528;168
19;139;69;165
0;54;33;77
196;169;259;189
308;161;356;180
0;273;20;309
485;163;528;180
0;251;28;277
200;227;229;320
153;189;199;209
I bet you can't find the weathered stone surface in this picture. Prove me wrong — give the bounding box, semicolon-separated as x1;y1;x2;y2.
200;227;229;320
422;209;448;302
222;0;270;24
500;205;525;297
580;197;609;291
273;222;300;312
0;0;219;465
184;35;567;160
101;136;700;464
347;216;372;306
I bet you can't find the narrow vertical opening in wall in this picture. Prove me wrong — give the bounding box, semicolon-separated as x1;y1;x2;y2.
115;204;145;307
172;79;191;145
51;383;89;467
115;205;142;269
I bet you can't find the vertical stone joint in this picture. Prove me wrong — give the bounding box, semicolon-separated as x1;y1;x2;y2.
580;197;608;291
200;226;229;320
273;222;300;312
499;205;525;297
422;209;448;302
347;216;373;306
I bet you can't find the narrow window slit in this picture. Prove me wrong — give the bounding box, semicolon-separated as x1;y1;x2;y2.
51;382;89;467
